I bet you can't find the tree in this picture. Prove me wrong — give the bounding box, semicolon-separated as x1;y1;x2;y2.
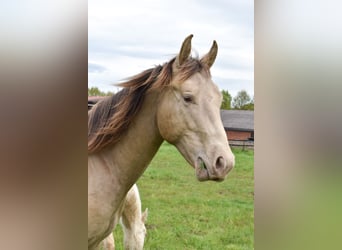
242;96;254;110
88;87;103;96
232;90;253;110
88;87;114;96
220;90;232;110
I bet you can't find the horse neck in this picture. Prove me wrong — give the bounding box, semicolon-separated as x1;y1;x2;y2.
103;90;163;193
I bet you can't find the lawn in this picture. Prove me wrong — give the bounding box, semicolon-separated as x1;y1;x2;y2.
112;142;254;250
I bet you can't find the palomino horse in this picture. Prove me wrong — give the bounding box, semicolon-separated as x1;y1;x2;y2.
88;34;235;249
101;184;148;250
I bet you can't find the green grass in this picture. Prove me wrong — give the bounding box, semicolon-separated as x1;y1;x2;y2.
113;142;254;249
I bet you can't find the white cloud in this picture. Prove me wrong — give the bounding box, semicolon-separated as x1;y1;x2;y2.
89;0;254;97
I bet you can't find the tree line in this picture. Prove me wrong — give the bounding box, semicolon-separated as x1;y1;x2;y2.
88;87;114;97
221;89;254;110
88;87;253;110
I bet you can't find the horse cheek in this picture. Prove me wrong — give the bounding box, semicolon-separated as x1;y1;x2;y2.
157;106;184;143
158;115;179;143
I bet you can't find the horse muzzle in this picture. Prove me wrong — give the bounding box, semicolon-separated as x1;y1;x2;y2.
195;155;234;182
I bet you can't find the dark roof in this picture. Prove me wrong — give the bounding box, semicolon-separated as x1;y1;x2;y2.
220;110;254;131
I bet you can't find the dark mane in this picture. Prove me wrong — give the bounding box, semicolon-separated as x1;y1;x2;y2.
88;57;209;154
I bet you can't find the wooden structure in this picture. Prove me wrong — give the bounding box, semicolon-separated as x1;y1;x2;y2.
220;110;254;148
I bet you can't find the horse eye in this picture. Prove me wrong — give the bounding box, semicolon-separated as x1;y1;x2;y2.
183;96;193;103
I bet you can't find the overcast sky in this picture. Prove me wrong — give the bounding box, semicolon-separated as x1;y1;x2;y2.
89;0;254;98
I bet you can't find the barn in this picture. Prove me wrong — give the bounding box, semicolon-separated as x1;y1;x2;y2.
220;110;254;148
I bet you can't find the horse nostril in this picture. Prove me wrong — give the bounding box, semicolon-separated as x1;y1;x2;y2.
215;156;226;169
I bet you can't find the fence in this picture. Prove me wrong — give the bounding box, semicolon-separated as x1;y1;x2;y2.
229;139;254;150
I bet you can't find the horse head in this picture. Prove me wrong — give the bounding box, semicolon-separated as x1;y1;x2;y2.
157;35;235;181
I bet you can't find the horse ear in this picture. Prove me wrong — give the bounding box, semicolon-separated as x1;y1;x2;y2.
141;208;148;223
200;40;218;68
175;34;193;67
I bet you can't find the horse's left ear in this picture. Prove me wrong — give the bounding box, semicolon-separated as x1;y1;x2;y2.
200;40;218;68
142;208;148;223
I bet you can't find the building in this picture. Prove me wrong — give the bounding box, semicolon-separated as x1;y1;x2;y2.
220;110;254;146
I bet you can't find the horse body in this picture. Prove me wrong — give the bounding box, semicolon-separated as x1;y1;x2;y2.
101;184;148;250
88;35;235;249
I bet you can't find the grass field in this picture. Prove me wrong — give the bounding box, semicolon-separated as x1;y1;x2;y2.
112;142;254;250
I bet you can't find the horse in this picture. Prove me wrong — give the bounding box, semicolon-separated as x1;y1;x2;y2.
88;34;235;249
101;184;148;250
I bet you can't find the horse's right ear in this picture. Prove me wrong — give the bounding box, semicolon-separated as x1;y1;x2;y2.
175;34;193;68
